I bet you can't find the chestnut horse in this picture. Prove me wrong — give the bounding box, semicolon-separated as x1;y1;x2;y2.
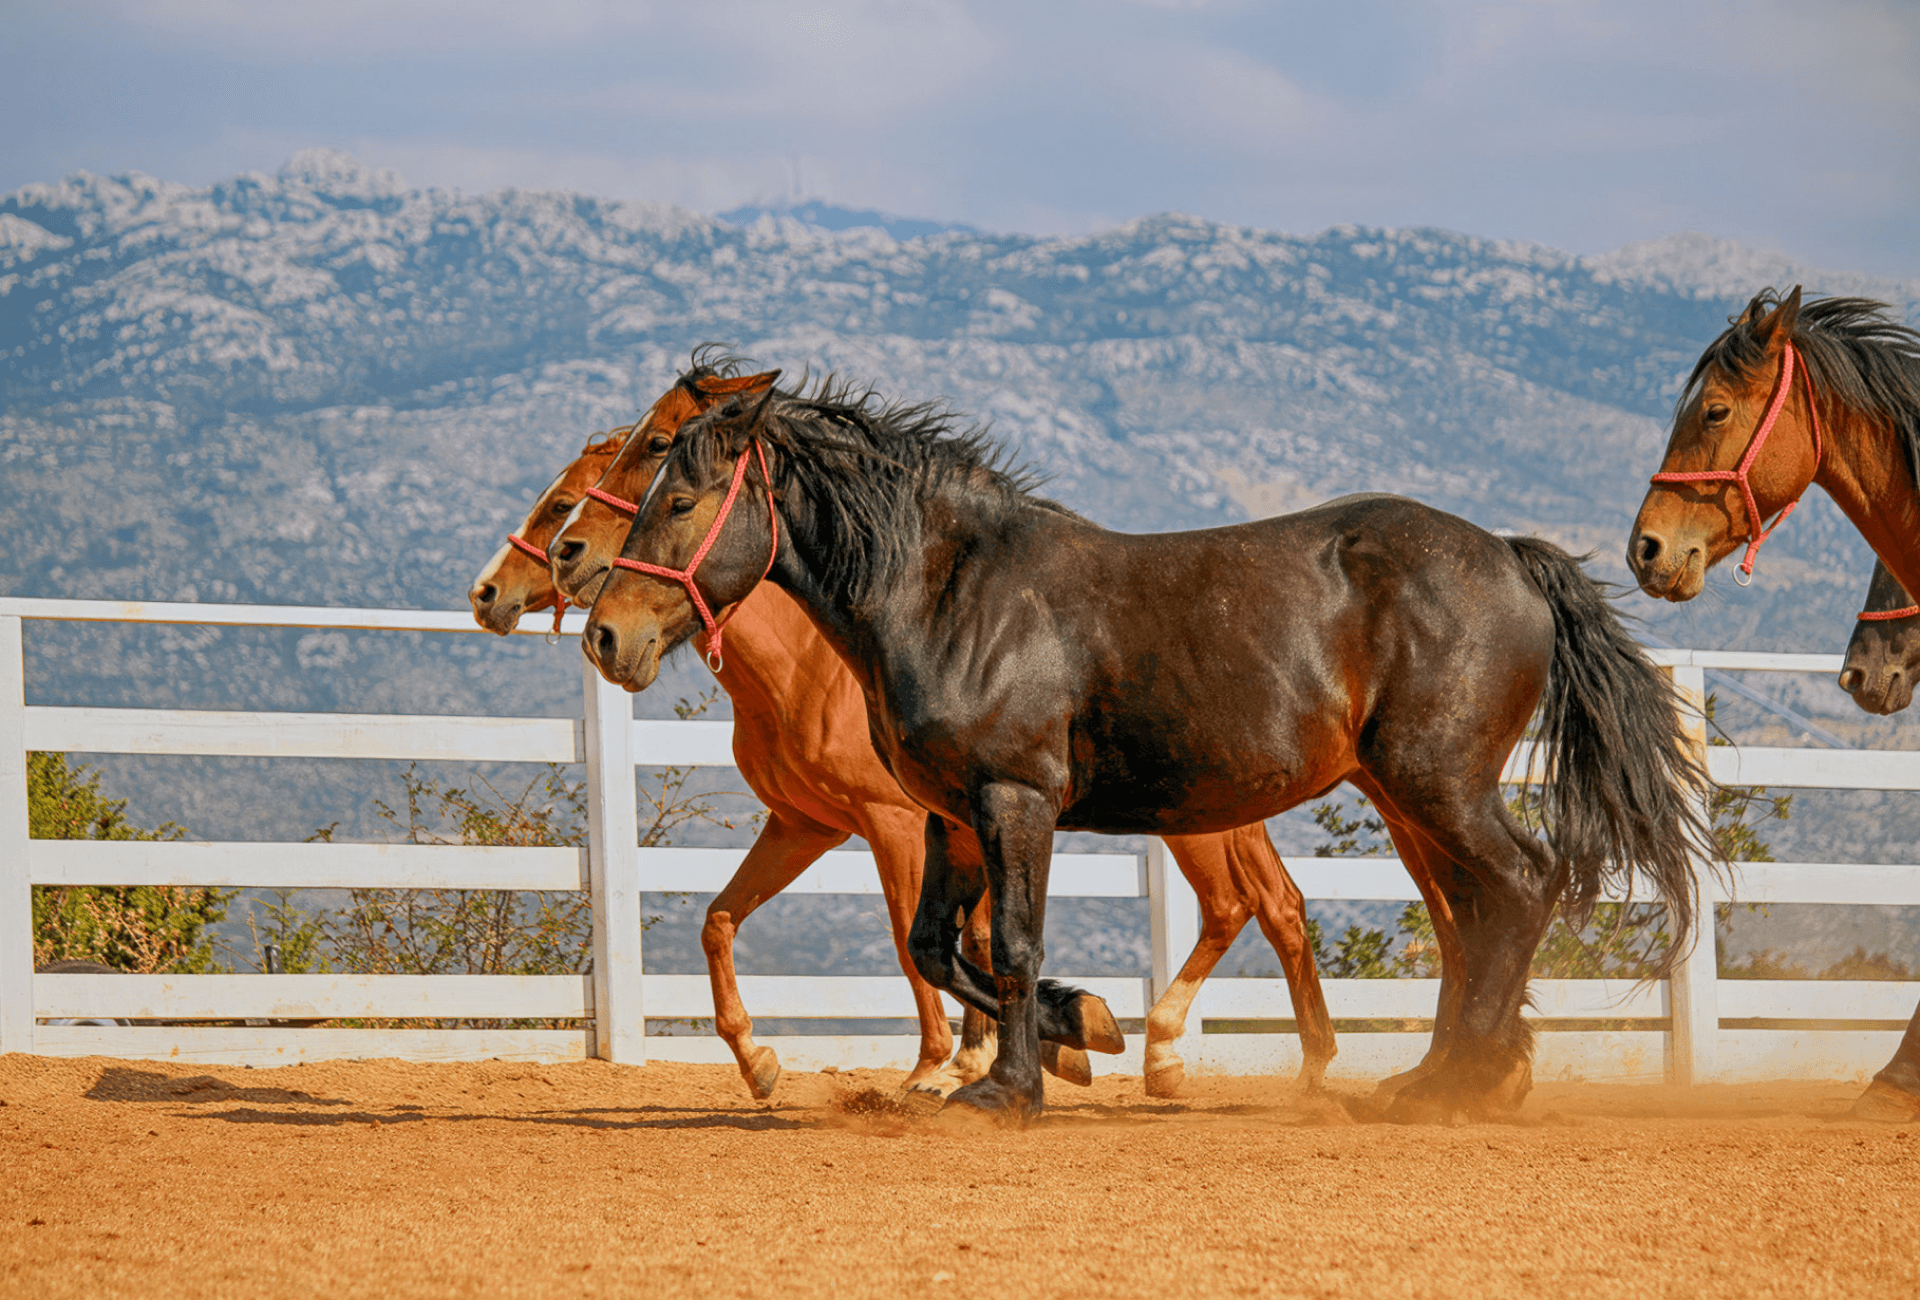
480;365;1336;1098
546;367;1343;1101
1629;287;1920;1122
584;383;1714;1123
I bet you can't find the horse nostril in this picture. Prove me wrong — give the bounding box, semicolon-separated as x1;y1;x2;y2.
555;539;584;565
1838;666;1866;694
1632;533;1664;570
591;624;619;665
472;583;498;608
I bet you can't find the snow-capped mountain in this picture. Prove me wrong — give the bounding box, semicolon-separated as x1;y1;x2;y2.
5;148;1920;883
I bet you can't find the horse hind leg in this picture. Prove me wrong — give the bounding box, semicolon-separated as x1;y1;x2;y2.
1230;825;1339;1091
1374;782;1554;1122
1145;834;1253;1098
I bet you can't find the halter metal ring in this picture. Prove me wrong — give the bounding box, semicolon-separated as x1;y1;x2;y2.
1733;568;1754;587
706;649;724;673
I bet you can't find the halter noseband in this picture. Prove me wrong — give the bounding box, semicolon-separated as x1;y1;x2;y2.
609;441;777;673
503;533;571;635
1648;341;1823;587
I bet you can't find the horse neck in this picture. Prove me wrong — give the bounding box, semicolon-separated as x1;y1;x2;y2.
760;475;945;696
1816;404;1920;599
697;584;846;723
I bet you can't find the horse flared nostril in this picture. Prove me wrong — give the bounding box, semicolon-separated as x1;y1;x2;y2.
471;582;498;609
555;539;585;565
1838;666;1866;694
591;623;619;667
1631;532;1664;571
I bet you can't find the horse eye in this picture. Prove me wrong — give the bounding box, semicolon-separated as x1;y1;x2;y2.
550;500;574;515
670;498;696;516
650;437;672;454
1705;404;1731;425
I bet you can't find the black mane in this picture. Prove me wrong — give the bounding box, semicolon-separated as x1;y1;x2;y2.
1684;291;1920;490
670;376;1068;605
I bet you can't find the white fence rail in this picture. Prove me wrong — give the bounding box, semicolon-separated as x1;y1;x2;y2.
1;599;1915;1086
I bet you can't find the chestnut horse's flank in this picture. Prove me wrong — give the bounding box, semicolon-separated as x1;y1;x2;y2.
587;383;1714;1123
545;366;1344;1100
1632;288;1920;1121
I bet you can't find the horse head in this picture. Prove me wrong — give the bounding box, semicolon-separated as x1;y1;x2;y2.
583;389;781;691
1628;287;1822;600
467;433;622;634
549;369;780;607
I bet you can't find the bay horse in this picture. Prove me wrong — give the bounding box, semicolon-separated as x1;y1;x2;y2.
474;364;1336;1098
583;383;1715;1122
547;369;1345;1100
1629;287;1920;1122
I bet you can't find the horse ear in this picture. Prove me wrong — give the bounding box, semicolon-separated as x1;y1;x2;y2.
1753;285;1803;348
696;369;782;397
1740;294;1770;327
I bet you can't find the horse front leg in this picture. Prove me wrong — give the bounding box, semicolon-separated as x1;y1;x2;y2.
906;814;1001;1018
700;809;849;1099
944;781;1057;1123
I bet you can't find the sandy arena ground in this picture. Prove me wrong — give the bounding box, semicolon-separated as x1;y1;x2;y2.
0;1054;1914;1300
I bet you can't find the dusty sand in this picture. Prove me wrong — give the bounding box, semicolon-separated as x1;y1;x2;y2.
0;1053;1914;1299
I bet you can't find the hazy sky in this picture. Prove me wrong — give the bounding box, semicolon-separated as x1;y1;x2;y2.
4;0;1917;275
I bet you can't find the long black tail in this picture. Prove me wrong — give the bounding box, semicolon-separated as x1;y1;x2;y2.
1505;537;1720;969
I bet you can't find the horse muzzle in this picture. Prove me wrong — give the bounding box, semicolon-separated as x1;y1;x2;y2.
582;613;662;692
1626;528;1707;602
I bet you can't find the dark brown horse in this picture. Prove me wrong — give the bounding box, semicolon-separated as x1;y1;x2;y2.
547;367;1344;1098
1629;288;1920;1122
1840;560;1920;715
475;364;1334;1098
584;382;1714;1122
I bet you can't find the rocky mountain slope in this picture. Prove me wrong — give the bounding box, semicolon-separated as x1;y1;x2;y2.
6;150;1919;973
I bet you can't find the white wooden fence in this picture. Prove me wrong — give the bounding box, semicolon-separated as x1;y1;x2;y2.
2;599;1916;1086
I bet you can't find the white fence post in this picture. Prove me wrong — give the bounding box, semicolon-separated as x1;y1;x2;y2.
0;617;32;1055
1147;837;1201;1058
583;657;645;1064
1666;663;1718;1085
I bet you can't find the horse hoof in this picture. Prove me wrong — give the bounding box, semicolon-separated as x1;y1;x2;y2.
1144;1060;1185;1098
1852;1080;1920;1123
904;1066;964;1099
742;1046;781;1100
1071;992;1125;1055
943;1077;1041;1126
1041;1042;1093;1087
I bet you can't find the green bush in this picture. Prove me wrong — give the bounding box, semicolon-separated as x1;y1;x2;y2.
28;752;230;973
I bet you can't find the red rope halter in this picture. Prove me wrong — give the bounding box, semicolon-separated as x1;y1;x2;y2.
503;533;570;635
1858;604;1920;622
1648;342;1823;586
609;441;777;673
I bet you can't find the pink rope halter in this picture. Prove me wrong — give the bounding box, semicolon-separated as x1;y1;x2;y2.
1648;342;1824;587
503;533;570;635
609;441;777;673
1857;604;1920;622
